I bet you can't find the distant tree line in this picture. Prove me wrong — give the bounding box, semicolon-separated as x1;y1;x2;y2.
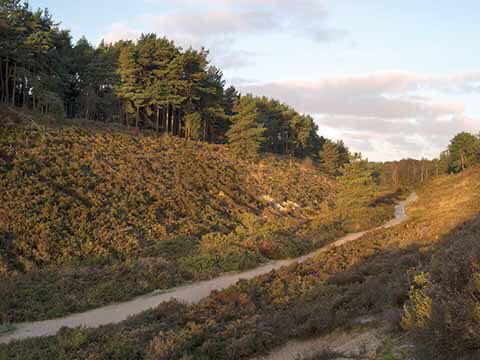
376;159;438;189
0;0;350;163
376;132;480;189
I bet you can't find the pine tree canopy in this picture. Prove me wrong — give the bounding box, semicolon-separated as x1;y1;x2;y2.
1;0;353;170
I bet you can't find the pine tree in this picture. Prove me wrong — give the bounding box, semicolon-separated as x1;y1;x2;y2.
0;1;331;162
197;66;228;142
319;140;340;175
289;114;321;158
227;97;265;159
185;112;202;140
447;132;480;172
335;153;377;223
151;36;178;132
223;85;239;116
335;140;351;167
115;42;144;128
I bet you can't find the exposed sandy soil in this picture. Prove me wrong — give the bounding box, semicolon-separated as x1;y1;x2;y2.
0;193;417;344
251;323;385;360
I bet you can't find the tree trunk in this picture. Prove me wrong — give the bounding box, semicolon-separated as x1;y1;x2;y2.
166;106;169;133
178;110;183;137
156;107;160;132
172;106;175;135
165;106;168;133
167;105;171;134
0;57;3;104
163;107;166;132
22;78;28;108
11;62;16;105
136;106;139;129
203;118;207;141
4;56;9;104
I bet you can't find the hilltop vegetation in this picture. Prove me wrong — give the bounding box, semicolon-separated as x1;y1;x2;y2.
0;0;339;163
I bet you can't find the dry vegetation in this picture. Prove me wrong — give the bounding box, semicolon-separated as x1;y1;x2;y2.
0;109;395;324
2;136;479;359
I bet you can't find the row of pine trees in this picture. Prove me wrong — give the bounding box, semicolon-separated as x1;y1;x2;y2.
5;1;478;180
0;0;353;165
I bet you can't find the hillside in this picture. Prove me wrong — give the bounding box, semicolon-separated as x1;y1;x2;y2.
0;108;395;323
2;161;478;359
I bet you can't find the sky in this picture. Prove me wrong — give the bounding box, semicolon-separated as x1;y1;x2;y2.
30;0;480;161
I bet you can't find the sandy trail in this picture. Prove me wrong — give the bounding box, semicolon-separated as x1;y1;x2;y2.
0;193;417;344
251;324;385;360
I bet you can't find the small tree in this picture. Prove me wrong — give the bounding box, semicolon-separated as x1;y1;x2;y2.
437;151;450;175
227;98;265;159
319;140;340;175
448;132;480;172
335;153;377;224
336;140;351;167
185;112;202;140
288;114;321;158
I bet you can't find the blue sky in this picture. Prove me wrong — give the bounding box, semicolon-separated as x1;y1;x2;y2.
30;0;480;161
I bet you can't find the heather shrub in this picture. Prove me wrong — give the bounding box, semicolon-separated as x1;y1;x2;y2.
0;121;351;321
402;217;480;359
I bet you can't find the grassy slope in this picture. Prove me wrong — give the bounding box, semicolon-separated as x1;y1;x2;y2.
401;171;480;359
2;159;479;356
0;108;394;323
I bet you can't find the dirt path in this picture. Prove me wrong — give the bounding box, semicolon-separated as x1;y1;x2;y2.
0;193;417;344
251;322;385;360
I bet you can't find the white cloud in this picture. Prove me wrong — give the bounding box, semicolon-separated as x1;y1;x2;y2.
102;0;345;69
152;0;345;43
239;73;468;119
102;23;141;44
144;11;275;38
237;71;480;161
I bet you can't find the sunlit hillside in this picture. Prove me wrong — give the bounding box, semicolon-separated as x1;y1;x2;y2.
2;149;479;359
0;107;395;323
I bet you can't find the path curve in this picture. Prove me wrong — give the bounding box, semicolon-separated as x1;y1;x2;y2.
0;193;417;344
